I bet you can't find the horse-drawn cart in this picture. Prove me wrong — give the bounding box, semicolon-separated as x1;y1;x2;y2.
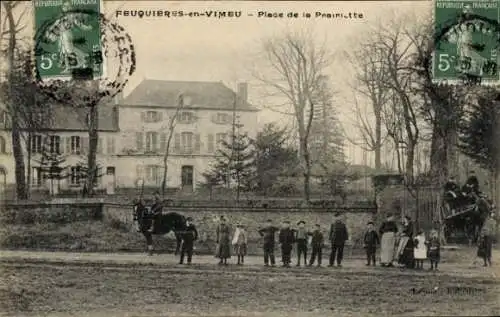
442;195;490;244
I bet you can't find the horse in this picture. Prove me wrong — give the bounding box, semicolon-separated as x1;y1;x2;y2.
133;201;187;256
444;192;491;245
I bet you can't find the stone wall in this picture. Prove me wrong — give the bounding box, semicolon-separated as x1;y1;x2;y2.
2;200;376;254
104;204;376;254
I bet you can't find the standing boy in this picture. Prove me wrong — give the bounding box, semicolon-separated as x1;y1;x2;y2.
279;220;295;267
329;213;349;267
258;219;280;267
308;224;324;267
179;217;198;265
295;220;309;266
363;221;380;266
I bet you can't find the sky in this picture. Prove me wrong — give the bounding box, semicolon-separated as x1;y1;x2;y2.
2;0;432;166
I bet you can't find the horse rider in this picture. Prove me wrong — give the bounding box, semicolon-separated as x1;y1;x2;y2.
148;191;164;233
444;175;460;213
462;171;480;204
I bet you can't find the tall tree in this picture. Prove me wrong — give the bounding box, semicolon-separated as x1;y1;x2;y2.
346;40;390;170
254;29;332;203
409;19;469;186
251;123;298;195
309;75;345;174
204;127;255;200
1;2;30;199
459;91;500;194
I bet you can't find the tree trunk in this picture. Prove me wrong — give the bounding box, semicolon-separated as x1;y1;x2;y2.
5;2;27;200
405;142;416;185
301;137;312;203
26;134;31;199
11;120;28;200
430;123;448;186
85;104;99;197
374;108;382;170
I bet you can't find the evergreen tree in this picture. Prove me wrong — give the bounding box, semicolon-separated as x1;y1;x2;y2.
75;158;105;195
34;140;69;195
251;123;299;194
309;75;346;172
458;92;500;177
203;125;255;200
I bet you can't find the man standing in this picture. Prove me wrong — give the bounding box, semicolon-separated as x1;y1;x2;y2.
444;176;460;212
329;213;349;267
279;220;295;267
148;192;164;232
295;220;308;266
258;219;280;267
179;217;198;265
308;224;324;267
479;211;496;267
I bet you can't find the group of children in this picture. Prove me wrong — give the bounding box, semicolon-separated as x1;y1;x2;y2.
229;219;326;267
363;221;441;270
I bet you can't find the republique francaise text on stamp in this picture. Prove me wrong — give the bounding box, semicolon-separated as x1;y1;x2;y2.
433;0;500;85
34;0;103;81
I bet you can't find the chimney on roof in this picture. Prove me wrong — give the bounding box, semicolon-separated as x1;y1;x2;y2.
237;82;248;104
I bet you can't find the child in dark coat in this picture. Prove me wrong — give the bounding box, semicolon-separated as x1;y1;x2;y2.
308;224;324;267
426;230;441;271
363;221;380;266
279;221;295;267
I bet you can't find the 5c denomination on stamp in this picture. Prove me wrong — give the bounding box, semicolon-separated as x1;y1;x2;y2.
433;0;500;85
34;0;103;80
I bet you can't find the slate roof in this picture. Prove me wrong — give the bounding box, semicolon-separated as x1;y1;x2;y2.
29;103;118;132
121;79;259;111
0;102;118;132
49;104;118;132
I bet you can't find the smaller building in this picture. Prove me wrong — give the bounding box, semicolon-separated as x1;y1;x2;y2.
0;103;120;195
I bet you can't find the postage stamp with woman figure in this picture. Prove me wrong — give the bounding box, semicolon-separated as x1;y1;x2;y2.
433;0;500;85
34;0;104;80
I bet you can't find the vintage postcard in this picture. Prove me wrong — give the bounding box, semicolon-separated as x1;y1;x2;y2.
0;0;499;316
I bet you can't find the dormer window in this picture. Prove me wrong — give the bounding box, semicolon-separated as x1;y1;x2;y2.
212;112;232;125
143;110;161;123
178;111;196;124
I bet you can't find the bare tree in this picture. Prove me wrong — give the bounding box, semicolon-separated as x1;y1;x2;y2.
407;19;469;187
346;42;391;170
253;30;332;203
161;93;184;197
1;2;45;200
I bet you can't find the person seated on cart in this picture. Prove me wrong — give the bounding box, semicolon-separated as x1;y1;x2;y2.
462;171;480;204
444;175;460;213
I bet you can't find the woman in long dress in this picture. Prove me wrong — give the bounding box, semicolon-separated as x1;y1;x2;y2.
216;216;231;265
397;216;415;268
379;214;398;267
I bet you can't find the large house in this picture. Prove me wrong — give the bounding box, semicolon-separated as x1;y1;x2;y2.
0;80;259;195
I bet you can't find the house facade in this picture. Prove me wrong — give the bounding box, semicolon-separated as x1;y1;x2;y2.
114;80;258;190
0;104;120;194
0;80;259;195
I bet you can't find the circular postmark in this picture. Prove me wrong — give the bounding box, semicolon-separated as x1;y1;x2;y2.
33;3;136;106
432;2;500;86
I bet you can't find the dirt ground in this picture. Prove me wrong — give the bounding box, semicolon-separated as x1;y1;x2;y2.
1;249;499;317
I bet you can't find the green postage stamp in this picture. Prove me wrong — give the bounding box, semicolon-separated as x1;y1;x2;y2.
34;0;103;80
433;0;500;84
